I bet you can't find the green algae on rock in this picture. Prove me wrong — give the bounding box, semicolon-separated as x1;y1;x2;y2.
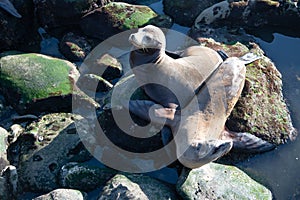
0;52;79;114
99;173;177;200
176;163;272;200
80;2;170;40
7;113;91;192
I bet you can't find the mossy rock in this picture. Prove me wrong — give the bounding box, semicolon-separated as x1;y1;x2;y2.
80;2;171;40
0;52;79;114
59;162;116;192
7;113;91;192
199;38;296;145
177;163;272;200
99;173;177;200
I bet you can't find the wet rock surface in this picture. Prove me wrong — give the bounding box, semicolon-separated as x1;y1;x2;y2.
80;2;158;40
7;113;91;192
59;32;92;62
33;188;87;200
163;0;221;27
59;162;116;192
177;163;272;200
0;127;9;171
33;0;97;30
99;173;177;200
0;52;79;114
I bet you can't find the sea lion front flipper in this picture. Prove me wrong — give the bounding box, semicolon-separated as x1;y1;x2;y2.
222;129;275;153
123;100;177;127
178;139;233;169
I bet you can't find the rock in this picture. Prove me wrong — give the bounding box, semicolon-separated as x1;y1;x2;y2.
7;113;91;192
176;163;272;200
99;173;177;200
33;188;87;200
33;0;97;30
80;53;123;81
59;162;116;192
115;0;160;5
193;0;300;37
0;52;80;114
78;53;122;92
0;177;8;200
188;24;255;45
0;127;9;171
163;0;221;27
80;2;166;40
60;32;92;62
0;0;40;51
77;74;113;92
0;165;18;200
195;38;296;145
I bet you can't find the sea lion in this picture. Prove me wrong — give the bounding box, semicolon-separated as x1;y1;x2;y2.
0;0;21;18
127;25;274;168
129;25;223;114
128;53;275;168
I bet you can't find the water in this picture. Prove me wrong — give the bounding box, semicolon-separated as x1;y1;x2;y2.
239;34;300;200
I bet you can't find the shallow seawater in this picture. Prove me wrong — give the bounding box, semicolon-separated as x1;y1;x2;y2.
238;34;300;200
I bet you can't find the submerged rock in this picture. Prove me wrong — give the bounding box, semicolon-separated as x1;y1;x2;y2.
80;2;169;40
196;38;296;144
59;162;116;192
33;188;87;200
0;52;79;114
7;113;91;192
176;163;272;200
99;173;177;200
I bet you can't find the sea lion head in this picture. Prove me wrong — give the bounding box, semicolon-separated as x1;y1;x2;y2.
129;25;166;51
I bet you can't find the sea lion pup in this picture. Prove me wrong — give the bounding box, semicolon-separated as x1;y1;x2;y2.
129;25;223;116
0;0;22;18
128;53;275;168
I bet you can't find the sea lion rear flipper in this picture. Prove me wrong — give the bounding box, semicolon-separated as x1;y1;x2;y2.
222;129;275;153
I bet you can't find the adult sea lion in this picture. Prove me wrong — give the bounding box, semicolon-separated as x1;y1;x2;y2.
127;25;275;168
129;25;223;115
0;0;22;18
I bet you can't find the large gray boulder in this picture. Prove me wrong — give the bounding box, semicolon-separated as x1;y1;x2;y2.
177;163;272;200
